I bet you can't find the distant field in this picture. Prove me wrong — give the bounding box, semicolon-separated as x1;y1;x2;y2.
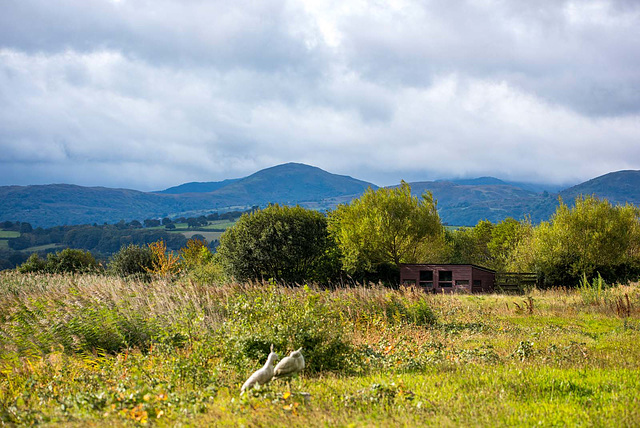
22;244;64;252
0;240;8;250
179;231;224;242
0;231;20;238
170;220;236;230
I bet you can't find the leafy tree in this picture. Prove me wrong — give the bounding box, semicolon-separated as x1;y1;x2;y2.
144;219;161;228
17;253;48;273
217;204;338;284
488;217;530;272
146;241;180;276
18;249;99;274
446;220;493;267
532;196;640;286
108;244;155;278
328;181;443;276
45;248;100;274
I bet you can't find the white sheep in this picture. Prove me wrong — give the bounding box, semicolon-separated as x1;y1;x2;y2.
241;344;279;393
273;347;305;379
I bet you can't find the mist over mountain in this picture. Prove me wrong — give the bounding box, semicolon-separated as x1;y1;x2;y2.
1;164;638;228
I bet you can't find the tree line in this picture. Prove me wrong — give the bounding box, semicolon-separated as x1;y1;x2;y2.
6;184;640;287
0;210;250;270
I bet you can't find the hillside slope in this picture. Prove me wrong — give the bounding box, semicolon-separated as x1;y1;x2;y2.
405;181;557;225
559;170;640;205
1;167;638;228
0;164;377;227
157;179;241;194
210;163;376;204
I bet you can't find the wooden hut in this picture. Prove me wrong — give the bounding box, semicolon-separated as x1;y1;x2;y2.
399;264;495;293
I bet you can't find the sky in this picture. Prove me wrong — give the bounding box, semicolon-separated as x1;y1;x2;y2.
1;0;640;191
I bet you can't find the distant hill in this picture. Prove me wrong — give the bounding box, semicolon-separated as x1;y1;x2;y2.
0;184;197;227
404;181;557;225
447;177;565;194
559;170;640;205
1;165;638;228
157;178;241;194
209;163;377;205
0;163;376;227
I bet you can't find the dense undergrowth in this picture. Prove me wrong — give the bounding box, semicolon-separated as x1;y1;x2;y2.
1;272;639;426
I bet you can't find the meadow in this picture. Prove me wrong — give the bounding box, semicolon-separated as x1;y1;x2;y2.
0;273;639;426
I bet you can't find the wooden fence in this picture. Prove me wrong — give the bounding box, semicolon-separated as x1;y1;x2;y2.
495;273;539;294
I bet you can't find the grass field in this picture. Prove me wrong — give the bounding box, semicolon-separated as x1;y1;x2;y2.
0;231;19;239
21;243;64;253
179;231;224;242
0;274;638;426
0;240;8;250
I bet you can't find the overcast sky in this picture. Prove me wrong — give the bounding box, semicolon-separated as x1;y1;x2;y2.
1;0;639;190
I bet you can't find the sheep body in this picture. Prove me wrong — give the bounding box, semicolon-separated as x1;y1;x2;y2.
273;347;305;379
241;347;279;393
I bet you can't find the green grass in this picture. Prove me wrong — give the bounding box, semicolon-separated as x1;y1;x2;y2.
0;231;19;239
21;243;63;252
179;231;224;242
0;274;638;426
0;240;8;250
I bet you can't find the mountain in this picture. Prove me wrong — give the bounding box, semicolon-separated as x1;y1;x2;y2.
447;177;565;193
559;170;640;205
1;165;638;228
0;184;198;227
157;178;241;194
209;163;376;204
0;163;376;227
404;181;557;226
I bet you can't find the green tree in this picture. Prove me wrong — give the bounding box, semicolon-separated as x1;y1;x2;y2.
18;249;99;274
217;204;338;284
446;218;532;272
108;244;155;279
532;196;640;286
328;182;443;276
446;220;494;267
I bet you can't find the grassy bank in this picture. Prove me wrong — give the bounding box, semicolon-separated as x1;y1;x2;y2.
1;273;639;426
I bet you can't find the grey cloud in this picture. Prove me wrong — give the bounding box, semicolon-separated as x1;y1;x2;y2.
0;0;321;73
337;0;640;116
1;0;640;191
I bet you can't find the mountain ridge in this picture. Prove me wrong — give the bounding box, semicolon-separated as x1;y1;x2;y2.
1;165;638;228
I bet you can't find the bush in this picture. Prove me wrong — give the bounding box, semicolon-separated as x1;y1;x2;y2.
17;249;99;274
218;285;356;374
17;253;48;273
217;204;339;284
108;244;155;278
46;249;100;274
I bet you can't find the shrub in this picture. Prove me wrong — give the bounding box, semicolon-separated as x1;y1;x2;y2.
17;249;99;274
45;248;100;274
108;244;155;278
217;204;339;284
17;253;48;273
218;285;356;374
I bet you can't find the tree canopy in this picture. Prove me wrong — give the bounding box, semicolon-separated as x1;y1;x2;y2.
328;182;443;275
216;204;337;283
531;196;640;286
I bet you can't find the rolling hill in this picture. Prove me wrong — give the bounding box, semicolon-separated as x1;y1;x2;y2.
1;165;638;228
405;181;558;225
559;170;640;205
0;163;376;227
156;178;242;194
